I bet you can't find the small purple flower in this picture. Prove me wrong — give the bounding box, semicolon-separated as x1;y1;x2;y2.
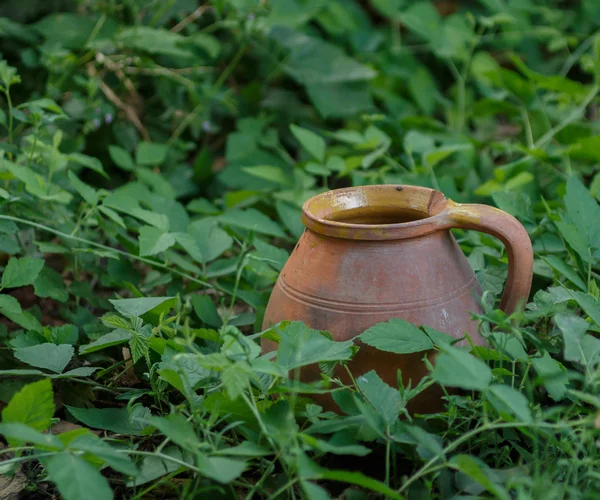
104;113;113;124
202;120;211;132
248;13;255;21
92;118;101;129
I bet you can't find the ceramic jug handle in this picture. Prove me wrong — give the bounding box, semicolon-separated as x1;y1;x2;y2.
443;201;534;314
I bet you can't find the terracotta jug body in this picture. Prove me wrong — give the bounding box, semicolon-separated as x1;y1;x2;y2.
261;185;533;413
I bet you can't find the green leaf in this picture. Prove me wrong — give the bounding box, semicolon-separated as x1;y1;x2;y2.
449;454;509;500
555;313;600;368
14;343;74;374
311;469;404;500
108;145;134;171
486;384;532;423
33;267;68;302
0;422;63;449
276;322;354;370
0;219;18;234
136;141;169;166
222;364;250;400
431;346;493;390
0;294;21;315
541;255;586;291
129;324;152;364
68;153;107;177
110;296;176;317
569;291;600;326
126;446;184;487
45;453;113;500
79;329;132;355
191;295;222;328
188;219;233;263
69;433;138;477
148;413;201;451
66;405;151;435
1;257;45;289
562;176;600;256
68;171;98;206
219;208;287;238
242;165;291;185
57;367;100;378
48;325;79;346
138;225;176;256
531;351;567;401
356;370;402;426
358;319;433;354
290;124;326;162
98;205;126;228
306;81;374;119
270;27;377;85
173;232;204;263
1;379;55;431
195;455;247;484
0;308;42;331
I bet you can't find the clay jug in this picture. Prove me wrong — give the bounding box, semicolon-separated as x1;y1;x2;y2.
261;185;533;413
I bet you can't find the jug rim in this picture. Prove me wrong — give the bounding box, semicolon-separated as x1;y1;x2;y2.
301;184;451;240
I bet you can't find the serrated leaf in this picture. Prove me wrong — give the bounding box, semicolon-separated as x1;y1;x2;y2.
1;379;55;431
129;324;152;363
431;345;492;390
33;267;68;302
14;343;74;374
48;324;79;345
276;322;354;370
138;225;176;256
356;370;402;426
555;313;600;368
358;319;433;354
290;124;326;162
110;296;176;317
56;367;100;378
1;257;45;289
45;453;113;500
79;329;132;354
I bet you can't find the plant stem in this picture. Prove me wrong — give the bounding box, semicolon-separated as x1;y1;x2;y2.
0;214;225;293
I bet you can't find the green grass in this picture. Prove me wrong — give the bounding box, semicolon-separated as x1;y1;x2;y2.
1;1;600;498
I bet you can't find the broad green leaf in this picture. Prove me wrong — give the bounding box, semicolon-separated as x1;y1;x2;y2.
158;353;211;393
1;257;44;289
213;441;272;457
562;176;600;256
126;446;184;487
486;384;532;423
69;433;138;477
0;219;18;234
98;205;126;228
48;324;79;346
148;413;201;451
138;225;176;256
33;267;68;302
0;422;63;449
68;171;98;206
173;232;204;263
306;81;374;119
0;308;42;331
300;433;371;457
555;313;600;368
57;367;100;378
311;469;404;500
79;329;132;354
119;26;192;58
242;165;291;185
108;145;134;171
431;346;493;390
358;319;433;354
531;352;567;401
290;124;326;162
196;455;247;484
66;405;152;435
188;219;233;263
14;343;74;373
276;322;354;370
191;295;222;327
45;453;113;500
222;364;250;400
0;294;21;315
68;153;107;177
136;141;169;166
109;296;176;317
569;291;600;326
404;130;435;154
449;454;509;500
270;27;377;85
356;370;402;426
541;255;586;291
2;379;55;431
275;200;305;239
219;208;287;238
